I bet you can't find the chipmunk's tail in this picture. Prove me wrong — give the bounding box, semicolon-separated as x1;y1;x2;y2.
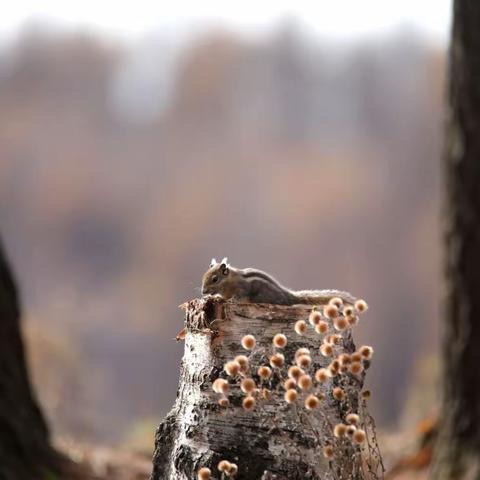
293;290;356;306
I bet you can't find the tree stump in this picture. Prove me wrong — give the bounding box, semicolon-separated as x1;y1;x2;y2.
151;297;383;480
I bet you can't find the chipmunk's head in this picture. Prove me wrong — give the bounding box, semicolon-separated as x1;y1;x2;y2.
202;257;232;297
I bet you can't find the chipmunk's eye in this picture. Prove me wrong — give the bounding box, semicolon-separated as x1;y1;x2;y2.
212;275;218;283
222;268;229;276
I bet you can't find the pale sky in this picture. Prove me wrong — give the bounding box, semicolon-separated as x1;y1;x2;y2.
0;0;452;43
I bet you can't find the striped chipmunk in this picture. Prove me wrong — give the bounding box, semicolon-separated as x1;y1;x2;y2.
175;258;355;340
202;258;355;306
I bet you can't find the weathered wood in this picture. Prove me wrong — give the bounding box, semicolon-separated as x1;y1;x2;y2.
151;297;383;480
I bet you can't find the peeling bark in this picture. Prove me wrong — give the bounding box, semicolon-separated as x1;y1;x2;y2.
151;298;383;480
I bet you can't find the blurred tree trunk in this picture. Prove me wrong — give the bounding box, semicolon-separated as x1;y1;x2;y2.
0;239;61;479
431;1;480;479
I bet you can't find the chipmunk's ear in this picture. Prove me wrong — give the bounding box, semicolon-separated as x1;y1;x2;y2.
220;257;229;275
210;258;217;267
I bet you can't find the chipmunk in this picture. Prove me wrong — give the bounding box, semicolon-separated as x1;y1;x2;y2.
202;258;355;305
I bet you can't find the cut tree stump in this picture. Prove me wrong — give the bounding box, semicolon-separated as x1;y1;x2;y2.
151;297;383;480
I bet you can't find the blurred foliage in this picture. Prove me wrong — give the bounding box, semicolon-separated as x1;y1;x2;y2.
401;354;440;430
121;417;159;455
0;23;444;443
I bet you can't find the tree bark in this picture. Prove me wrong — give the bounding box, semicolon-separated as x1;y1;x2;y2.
151;297;383;480
0;239;61;480
431;1;480;478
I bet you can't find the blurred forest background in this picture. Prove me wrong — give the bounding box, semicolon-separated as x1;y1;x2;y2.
0;17;445;453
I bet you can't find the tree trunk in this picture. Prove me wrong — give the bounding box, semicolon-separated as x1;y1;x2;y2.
0;239;61;480
151;297;383;480
431;1;480;478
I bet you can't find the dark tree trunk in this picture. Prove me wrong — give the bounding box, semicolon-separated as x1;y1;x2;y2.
0;239;61;480
431;1;480;478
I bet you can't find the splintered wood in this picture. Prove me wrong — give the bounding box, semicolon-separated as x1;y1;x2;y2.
151;297;384;480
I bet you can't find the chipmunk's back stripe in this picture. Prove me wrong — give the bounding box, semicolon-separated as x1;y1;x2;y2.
242;269;286;288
